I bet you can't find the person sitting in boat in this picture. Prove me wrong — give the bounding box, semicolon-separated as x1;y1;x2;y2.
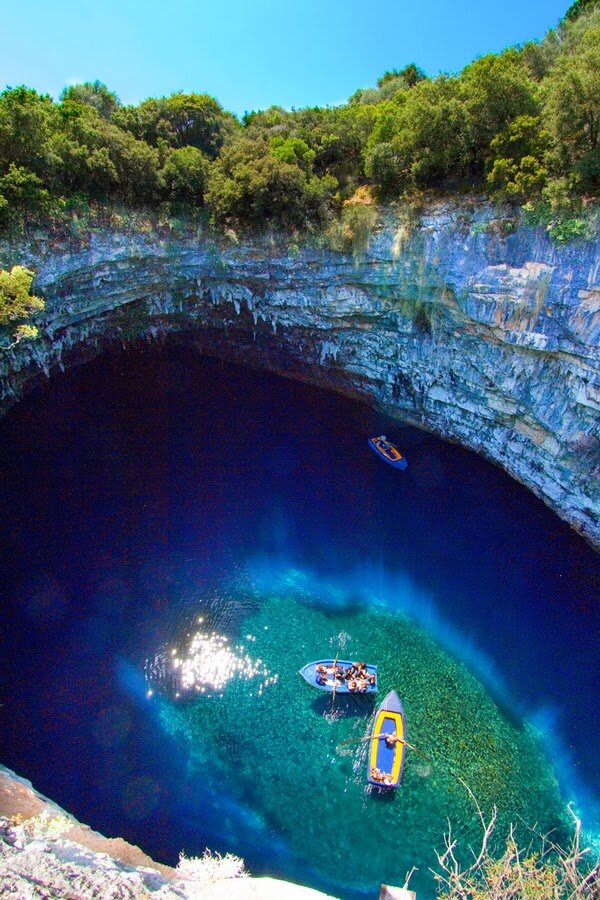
316;664;327;675
347;677;358;692
377;435;390;448
371;767;393;785
385;732;401;747
367;672;376;685
356;678;368;692
316;670;327;685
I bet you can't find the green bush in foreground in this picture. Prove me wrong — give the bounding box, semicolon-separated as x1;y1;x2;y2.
0;265;44;344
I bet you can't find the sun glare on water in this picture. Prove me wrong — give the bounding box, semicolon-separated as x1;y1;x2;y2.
146;616;277;699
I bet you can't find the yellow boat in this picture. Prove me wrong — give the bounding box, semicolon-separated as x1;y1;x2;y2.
367;690;406;788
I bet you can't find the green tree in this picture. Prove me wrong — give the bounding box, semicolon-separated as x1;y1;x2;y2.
519;32;561;82
161;146;208;203
0;266;45;343
206;137;336;229
0;164;54;222
242;105;289;131
486;115;551;201
377;63;426;89
49;101;161;203
13;323;40;341
269;136;315;171
114;92;239;158
542;25;600;190
0;86;54;175
365;77;471;198
459;50;538;172
564;0;600;22
290;104;377;194
59;81;120;120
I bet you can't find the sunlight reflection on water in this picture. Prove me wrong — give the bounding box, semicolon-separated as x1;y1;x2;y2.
145;613;278;699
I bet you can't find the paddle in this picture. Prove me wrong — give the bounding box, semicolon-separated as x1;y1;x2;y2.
329;648;341;715
338;731;431;762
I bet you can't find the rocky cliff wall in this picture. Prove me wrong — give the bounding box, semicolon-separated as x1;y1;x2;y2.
0;199;598;546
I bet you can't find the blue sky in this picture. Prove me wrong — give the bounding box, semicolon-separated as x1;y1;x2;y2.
2;0;570;116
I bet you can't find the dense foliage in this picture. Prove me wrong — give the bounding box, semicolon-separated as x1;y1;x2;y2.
0;3;598;235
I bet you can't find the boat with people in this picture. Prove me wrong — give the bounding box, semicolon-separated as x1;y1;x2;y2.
367;690;406;788
368;435;408;470
299;660;378;693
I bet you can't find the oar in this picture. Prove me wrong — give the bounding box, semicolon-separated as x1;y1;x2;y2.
329;648;341;714
338;731;431;761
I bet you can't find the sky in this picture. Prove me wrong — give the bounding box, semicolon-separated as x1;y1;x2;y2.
2;0;571;117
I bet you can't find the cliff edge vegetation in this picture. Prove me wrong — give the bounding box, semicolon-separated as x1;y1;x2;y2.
0;1;598;241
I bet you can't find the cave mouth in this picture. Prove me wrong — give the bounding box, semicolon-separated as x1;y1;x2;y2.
0;340;598;897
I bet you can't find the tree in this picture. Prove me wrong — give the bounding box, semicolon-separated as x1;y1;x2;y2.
59;81;120;120
291;104;377;194
459;50;538;172
542;25;600;191
435;801;599;899
0;266;45;344
564;0;600;22
365;77;471;198
242;105;289;131
486;115;551;202
377;63;426;89
205;137;336;229
49;101;161;203
114;92;239;159
161;146;208;203
0;86;54;175
269;136;315;171
0;164;54;221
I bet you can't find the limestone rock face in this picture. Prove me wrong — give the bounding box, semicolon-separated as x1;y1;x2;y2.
0;199;598;547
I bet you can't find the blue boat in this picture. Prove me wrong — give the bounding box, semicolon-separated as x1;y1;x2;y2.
367;690;406;788
299;660;378;693
368;435;408;470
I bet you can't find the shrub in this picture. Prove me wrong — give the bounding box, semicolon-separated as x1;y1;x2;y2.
0;265;44;346
434;797;599;899
0;265;45;326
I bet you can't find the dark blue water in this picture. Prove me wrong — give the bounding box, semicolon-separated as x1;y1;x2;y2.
0;343;598;898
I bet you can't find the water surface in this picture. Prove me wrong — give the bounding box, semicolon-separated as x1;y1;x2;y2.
0;344;598;898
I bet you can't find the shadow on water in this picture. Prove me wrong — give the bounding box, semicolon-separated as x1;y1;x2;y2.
310;693;376;719
367;785;397;804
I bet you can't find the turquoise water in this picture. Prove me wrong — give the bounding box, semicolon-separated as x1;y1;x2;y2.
148;567;567;898
0;344;598;899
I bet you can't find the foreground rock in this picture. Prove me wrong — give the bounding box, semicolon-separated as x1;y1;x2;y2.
0;766;336;899
0;199;598;546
